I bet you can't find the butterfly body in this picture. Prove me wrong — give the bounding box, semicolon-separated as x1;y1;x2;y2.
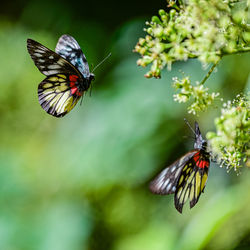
27;35;94;117
149;122;210;213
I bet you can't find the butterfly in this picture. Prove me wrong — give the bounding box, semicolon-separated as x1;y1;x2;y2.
149;121;210;213
27;34;95;117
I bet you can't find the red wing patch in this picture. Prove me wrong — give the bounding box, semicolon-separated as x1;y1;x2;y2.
196;159;209;168
69;74;82;96
193;152;209;168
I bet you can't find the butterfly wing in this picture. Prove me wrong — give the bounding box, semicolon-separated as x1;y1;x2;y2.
38;73;82;117
27;39;83;78
149;150;198;195
27;38;88;117
174;151;210;213
55;34;91;78
150;121;210;213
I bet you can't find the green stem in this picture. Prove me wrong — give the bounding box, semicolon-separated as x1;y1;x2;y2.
200;58;221;85
222;47;250;56
188;47;250;59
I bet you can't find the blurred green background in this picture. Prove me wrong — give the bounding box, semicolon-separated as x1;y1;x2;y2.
0;0;250;249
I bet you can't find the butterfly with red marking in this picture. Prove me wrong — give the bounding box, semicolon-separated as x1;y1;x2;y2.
149;121;210;213
27;35;95;117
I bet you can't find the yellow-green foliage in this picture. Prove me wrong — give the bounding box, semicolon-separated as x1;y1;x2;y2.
135;0;250;78
207;94;250;171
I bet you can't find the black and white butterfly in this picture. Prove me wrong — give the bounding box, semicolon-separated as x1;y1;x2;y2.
27;34;95;117
149;121;210;213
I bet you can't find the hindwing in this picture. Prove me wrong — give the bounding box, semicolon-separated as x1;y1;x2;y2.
38;74;82;117
174;153;209;213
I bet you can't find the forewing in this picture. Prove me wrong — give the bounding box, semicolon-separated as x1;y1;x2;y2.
55;34;90;77
149;150;198;195
27;39;81;77
174;153;210;213
38;74;81;117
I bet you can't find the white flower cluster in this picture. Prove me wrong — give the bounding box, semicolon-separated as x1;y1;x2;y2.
172;76;220;114
207;94;250;171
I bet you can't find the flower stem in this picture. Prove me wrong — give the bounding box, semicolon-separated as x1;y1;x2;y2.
200;58;221;85
189;47;250;59
222;47;250;56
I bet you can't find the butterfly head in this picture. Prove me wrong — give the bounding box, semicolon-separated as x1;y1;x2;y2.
194;121;207;151
89;73;95;81
83;73;95;91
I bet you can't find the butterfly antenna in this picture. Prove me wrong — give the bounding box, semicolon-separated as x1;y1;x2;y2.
92;52;111;73
184;118;196;135
90;63;94;72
